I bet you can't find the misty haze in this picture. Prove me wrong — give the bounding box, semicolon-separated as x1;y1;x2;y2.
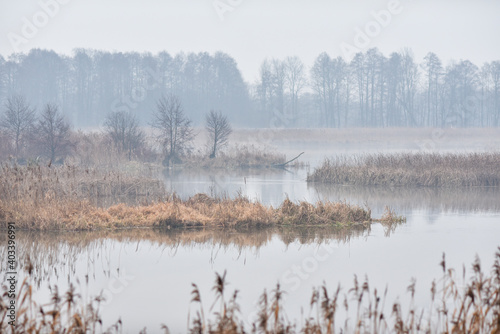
1;1;500;333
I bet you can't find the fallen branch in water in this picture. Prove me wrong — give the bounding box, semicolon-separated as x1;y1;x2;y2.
271;152;304;168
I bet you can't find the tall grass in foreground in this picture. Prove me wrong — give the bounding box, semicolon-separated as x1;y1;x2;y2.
308;152;500;187
0;164;403;230
1;248;499;333
189;249;500;333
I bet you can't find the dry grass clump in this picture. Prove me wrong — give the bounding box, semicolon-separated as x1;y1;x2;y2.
377;206;406;237
277;198;371;227
0;191;276;230
80;194;276;229
378;206;406;224
308;152;500;187
0;191;380;230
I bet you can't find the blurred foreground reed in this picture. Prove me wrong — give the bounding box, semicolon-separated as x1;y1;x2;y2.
1;248;499;333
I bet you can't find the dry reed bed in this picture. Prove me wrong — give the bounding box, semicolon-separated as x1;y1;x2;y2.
187;250;500;334
0;164;167;229
0;164;403;230
308;152;500;187
0;164;165;202
0;192;391;230
2;248;499;333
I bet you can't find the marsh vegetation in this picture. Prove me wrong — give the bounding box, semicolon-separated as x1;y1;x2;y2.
2;10;500;334
308;152;500;187
1;126;499;334
0;163;403;230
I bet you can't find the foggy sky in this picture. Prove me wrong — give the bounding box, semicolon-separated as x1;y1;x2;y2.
1;0;499;83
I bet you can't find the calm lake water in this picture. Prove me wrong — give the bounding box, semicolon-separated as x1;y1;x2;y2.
2;147;500;333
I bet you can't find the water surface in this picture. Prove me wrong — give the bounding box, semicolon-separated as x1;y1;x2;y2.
2;144;499;332
2;169;499;333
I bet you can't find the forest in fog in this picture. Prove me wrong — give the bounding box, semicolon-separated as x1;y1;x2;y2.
0;48;499;128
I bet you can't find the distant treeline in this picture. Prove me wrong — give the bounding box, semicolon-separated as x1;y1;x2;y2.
0;49;250;127
0;48;499;128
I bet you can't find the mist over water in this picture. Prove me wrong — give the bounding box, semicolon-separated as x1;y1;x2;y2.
3;139;500;332
1;1;500;332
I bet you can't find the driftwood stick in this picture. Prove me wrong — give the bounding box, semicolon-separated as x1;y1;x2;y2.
271;152;304;168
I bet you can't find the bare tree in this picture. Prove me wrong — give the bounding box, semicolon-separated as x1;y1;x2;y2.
104;111;145;160
486;61;500;126
311;53;334;126
35;103;72;162
206;110;232;158
0;95;36;157
256;60;274;113
151;95;195;165
423;52;443;126
284;56;306;124
271;59;286;118
397;49;420;126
